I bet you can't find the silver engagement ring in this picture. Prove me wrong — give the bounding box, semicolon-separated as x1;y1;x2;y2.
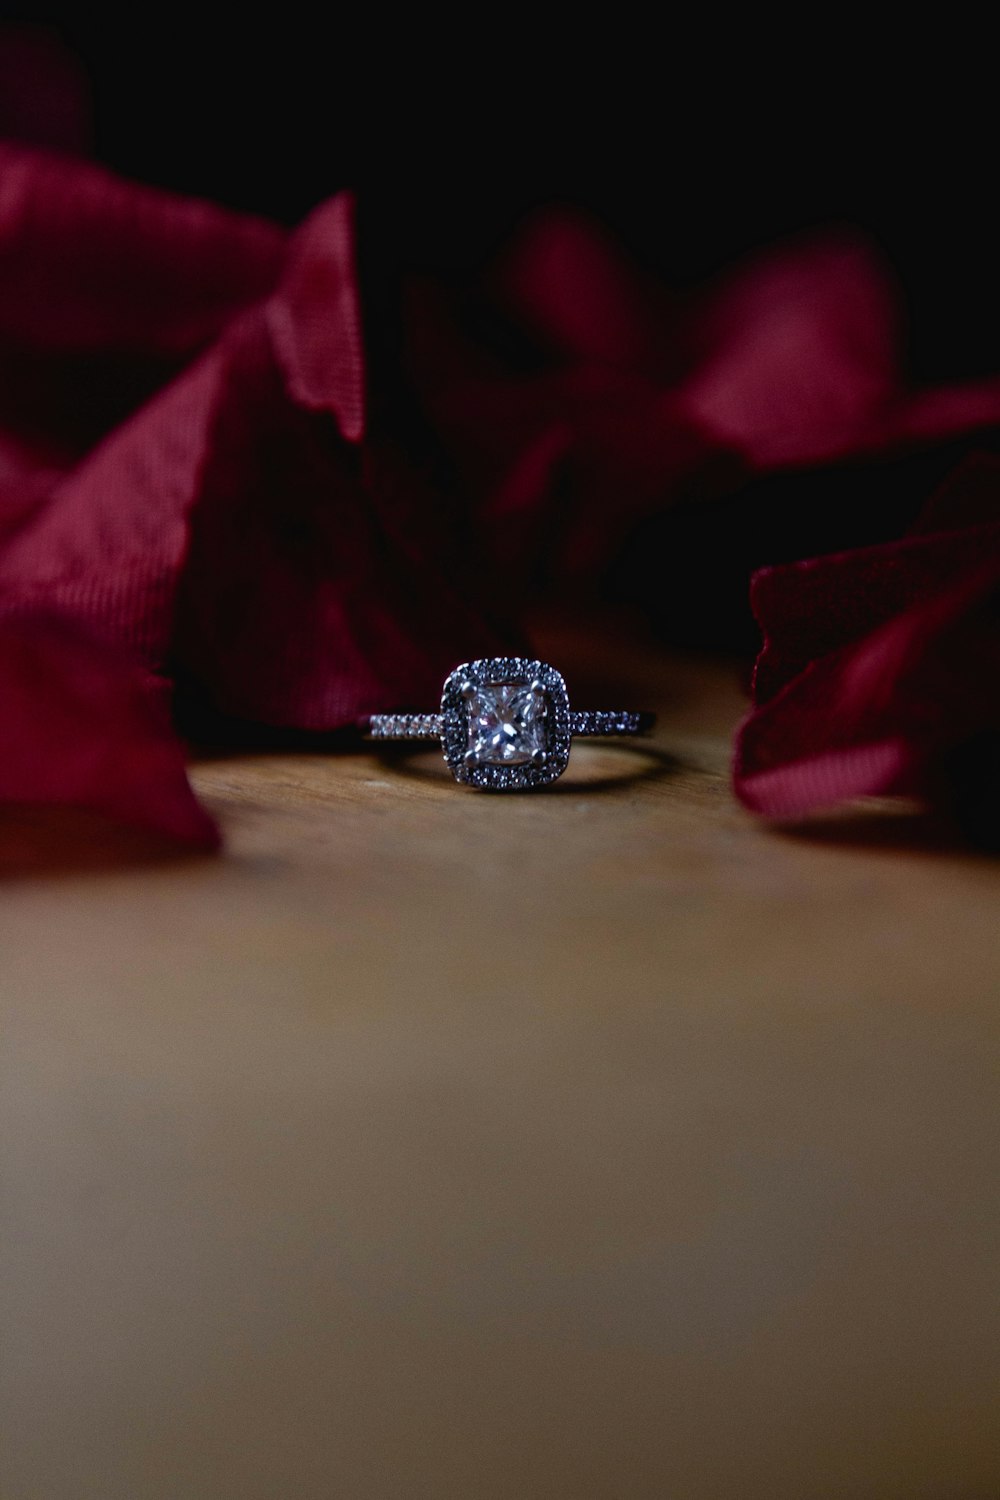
370;657;654;791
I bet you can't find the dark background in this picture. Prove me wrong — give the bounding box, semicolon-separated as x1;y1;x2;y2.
3;16;998;647
3;16;996;380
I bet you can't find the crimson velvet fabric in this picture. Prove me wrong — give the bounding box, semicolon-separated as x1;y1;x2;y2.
3;145;1000;854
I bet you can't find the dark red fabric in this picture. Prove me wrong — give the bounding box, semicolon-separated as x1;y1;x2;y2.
0;149;507;854
5;150;1000;855
408;210;1000;583
734;456;1000;817
0;611;218;848
0;146;284;542
172;196;510;728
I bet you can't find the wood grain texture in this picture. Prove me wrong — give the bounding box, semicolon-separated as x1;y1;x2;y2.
1;620;998;1499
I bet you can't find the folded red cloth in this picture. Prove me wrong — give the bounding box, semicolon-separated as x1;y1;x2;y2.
407;208;1000;583
0;149;508;853
4;149;1000;855
0;610;219;849
734;456;1000;823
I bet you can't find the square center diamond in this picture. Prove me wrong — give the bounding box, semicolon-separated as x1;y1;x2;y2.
466;682;548;766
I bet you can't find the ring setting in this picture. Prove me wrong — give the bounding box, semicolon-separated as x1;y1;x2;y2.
370;657;653;791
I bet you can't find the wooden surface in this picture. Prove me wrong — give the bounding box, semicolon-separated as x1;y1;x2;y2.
2;622;998;1499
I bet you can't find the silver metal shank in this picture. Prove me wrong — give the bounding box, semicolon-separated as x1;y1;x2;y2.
369;713;444;740
569;710;653;736
369;710;651;740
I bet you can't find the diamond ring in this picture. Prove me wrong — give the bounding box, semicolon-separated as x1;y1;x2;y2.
369;657;654;790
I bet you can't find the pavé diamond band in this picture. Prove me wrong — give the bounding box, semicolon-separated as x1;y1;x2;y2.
370;657;654;791
370;710;650;739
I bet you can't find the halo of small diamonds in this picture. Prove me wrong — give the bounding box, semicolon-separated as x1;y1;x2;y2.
441;658;571;790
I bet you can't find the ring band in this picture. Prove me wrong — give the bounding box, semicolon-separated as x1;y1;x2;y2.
369;657;654;792
370;710;653;739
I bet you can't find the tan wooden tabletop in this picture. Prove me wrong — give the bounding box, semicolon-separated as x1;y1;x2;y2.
2;618;998;1499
